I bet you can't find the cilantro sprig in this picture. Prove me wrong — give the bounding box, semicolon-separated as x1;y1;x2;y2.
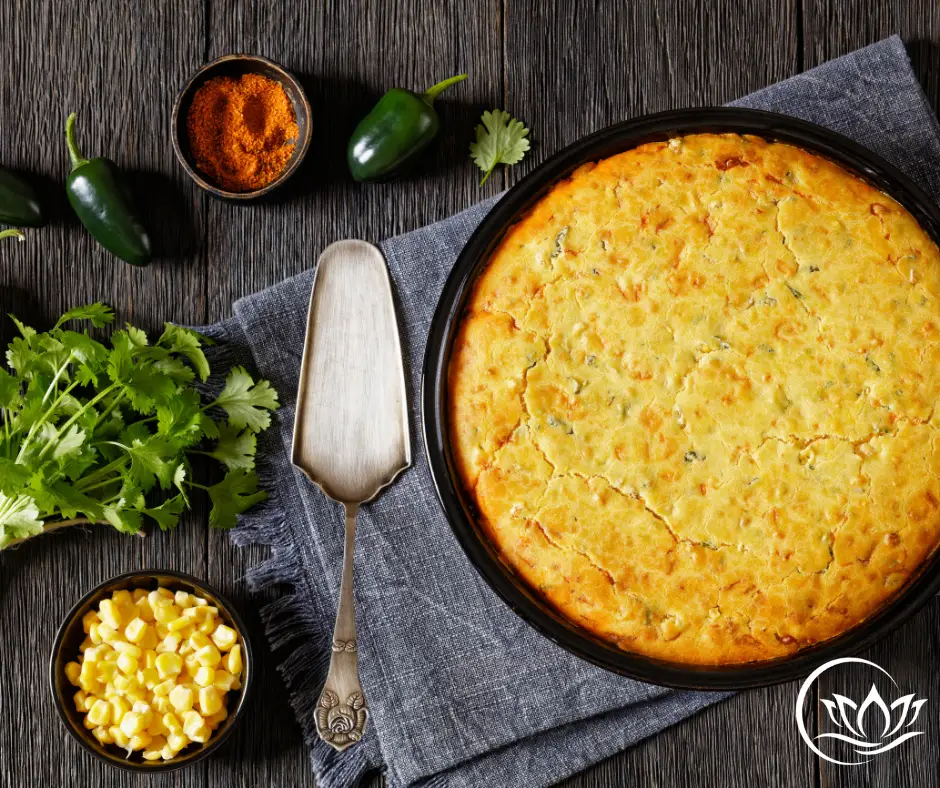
0;305;279;550
469;109;531;186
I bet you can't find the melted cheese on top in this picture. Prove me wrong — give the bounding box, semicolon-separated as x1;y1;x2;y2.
448;133;940;665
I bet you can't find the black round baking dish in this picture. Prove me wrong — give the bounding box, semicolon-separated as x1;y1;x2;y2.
421;107;940;690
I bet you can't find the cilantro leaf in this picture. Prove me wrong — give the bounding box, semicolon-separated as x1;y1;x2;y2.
213;366;279;432
469;109;531;186
0;493;44;547
158;324;211;382
208;469;267;529
55;303;115;329
142;495;186;531
207;423;257;471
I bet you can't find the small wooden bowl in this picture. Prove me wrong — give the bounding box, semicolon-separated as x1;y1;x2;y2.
50;570;255;772
171;53;312;201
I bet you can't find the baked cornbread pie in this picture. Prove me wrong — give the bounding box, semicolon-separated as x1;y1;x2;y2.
447;133;940;665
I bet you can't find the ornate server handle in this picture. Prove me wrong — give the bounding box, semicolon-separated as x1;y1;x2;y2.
315;502;369;751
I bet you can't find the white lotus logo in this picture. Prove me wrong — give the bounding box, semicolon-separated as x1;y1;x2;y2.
795;657;927;765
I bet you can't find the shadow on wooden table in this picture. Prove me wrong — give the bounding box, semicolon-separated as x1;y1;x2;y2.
125;169;201;262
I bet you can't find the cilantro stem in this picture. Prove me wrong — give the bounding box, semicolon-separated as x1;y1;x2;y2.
75;455;128;490
15;378;82;462
36;382;119;461
1;517;135;551
96;390;127;426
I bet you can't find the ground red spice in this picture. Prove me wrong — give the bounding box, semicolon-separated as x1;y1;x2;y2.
186;73;299;192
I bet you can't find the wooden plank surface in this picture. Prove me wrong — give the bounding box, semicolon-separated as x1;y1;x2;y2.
0;2;938;788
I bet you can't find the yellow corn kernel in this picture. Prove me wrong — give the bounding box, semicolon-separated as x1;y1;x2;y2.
155;624;170;639
153;678;175;697
167;730;189;753
189;632;211;651
85;694;98;711
197;686;222;716
154;602;181;626
138;627;158;651
117;654;139;676
194;666;215;688
132;588;147;602
96;661;117;683
169;685;194;713
206;706;228;728
109;695;129;721
126;689;147;706
157;633;181;654
136;597;155;623
93;725;114;746
153;696;171;714
182;711;210;743
175;591;193;608
82;610;99;633
178;641;193;657
65;661;82;686
73;690;87;712
87;699;112;727
155;651;183;679
96;623;117;643
184;654;200;674
112;589;133;608
142;649;157;670
182;606;201;621
193;595;208;606
112;673;134;693
212;670;235;692
167;616;191;633
163;712;182;732
194;644;221;668
112;640;142;658
88;623;103;645
231;676;242;691
99;599;122;630
78;664;98;693
83;646;101;665
226;645;242;675
128;732;152;751
138;667;159;689
110;725;130;748
197;618;214;635
147;714;167;738
83;714;98;730
142;735;167;761
120;711;146;737
124;618;148;644
211;625;238;652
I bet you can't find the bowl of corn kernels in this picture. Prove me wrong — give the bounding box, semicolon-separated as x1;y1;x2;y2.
50;569;254;771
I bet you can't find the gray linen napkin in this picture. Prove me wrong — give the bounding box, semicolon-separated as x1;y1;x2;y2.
202;35;940;788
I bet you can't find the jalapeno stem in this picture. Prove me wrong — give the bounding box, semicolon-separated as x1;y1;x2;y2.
65;112;90;171
422;73;468;105
0;229;24;242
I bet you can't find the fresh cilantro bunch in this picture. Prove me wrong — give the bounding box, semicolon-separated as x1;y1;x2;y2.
469;109;531;186
0;304;279;550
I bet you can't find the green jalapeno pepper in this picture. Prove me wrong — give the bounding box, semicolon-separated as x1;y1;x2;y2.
347;73;467;182
65;113;152;266
0;169;45;228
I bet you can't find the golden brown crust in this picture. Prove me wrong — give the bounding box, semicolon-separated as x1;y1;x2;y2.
447;133;940;665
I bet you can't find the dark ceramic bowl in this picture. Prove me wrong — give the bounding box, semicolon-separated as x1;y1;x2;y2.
171;53;312;201
422;106;940;690
50;569;254;772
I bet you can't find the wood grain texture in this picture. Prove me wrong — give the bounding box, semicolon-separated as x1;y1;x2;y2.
1;1;939;787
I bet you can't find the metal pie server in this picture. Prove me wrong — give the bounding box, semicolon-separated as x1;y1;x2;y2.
291;240;411;751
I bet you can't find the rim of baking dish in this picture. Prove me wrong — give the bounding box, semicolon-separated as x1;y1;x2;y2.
421;106;940;690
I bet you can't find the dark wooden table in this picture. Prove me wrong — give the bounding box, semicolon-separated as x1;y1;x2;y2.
2;2;939;787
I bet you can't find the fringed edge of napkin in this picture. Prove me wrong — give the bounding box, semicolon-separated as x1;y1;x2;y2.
200;320;380;788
